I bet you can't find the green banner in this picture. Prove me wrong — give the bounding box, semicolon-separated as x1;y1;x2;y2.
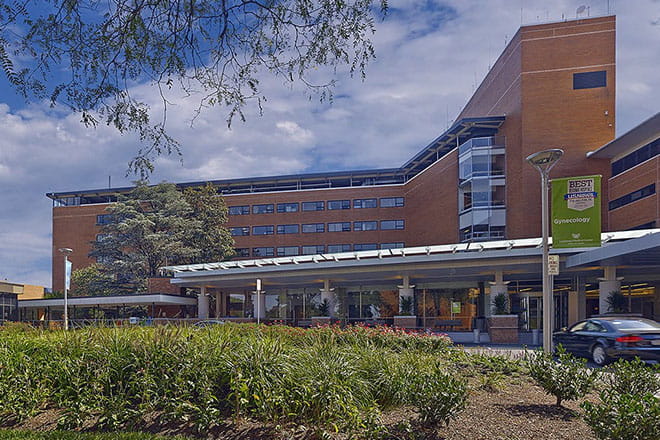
551;175;601;248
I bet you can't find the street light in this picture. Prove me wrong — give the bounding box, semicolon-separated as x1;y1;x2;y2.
58;247;73;330
526;149;563;353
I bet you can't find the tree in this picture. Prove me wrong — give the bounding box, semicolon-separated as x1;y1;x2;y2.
70;264;121;297
90;181;234;291
0;1;388;176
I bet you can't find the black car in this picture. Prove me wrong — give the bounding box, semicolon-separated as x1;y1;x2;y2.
553;316;660;366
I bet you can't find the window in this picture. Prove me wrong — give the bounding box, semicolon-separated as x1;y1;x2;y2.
301;245;325;255
328;200;350;210
230;227;250;236
235;248;250;258
380;220;404;230
380;242;405;249
354;243;378;251
628;221;656;230
252;225;274;235
252;204;274;214
277;202;299;213
608;184;655;210
611;137;660;177
228;205;250;215
353;198;377;209
302;223;325;233
96;214;115;225
253;247;274;257
573;70;606;89
354;221;377;231
277;224;299;234
277;246;299;256
328;222;351;232
380;197;404;208
302;201;324;211
328;244;351;253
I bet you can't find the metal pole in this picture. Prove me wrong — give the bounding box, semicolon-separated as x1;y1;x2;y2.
541;171;552;352
63;254;69;331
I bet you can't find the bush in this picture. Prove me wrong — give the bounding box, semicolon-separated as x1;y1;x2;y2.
582;393;660;440
406;364;467;425
581;357;660;440
525;346;596;406
601;357;660;396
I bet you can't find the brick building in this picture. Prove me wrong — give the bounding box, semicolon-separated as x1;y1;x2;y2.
42;16;660;330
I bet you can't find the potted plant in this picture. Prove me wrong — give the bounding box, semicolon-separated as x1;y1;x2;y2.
606;291;628;313
394;295;417;328
312;298;332;326
488;292;518;343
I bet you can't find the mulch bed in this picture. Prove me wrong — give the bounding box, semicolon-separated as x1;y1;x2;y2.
5;377;597;440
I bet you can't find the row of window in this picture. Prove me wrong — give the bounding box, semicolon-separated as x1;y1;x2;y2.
230;220;405;236
611;137;659;177
229;197;404;215
235;242;406;258
608;184;656;211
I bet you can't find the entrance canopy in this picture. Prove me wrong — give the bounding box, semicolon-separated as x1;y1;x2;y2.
19;293;197;310
161;229;660;290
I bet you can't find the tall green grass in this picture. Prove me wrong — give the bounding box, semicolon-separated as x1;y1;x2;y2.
0;324;461;436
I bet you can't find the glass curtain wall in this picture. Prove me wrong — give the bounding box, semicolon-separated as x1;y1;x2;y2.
458;136;506;242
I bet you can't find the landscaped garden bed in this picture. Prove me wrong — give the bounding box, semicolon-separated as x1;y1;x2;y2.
0;323;657;439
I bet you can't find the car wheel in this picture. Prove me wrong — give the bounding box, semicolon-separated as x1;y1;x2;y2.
591;344;609;366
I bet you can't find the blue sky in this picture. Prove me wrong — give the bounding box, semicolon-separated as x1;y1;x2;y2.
1;0;659;288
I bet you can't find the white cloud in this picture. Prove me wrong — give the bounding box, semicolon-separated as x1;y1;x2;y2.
0;0;658;287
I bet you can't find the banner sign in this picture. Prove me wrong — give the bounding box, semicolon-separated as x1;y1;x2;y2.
65;259;72;290
551;175;601;248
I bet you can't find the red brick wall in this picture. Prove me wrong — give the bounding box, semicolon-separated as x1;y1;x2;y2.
608;156;660;230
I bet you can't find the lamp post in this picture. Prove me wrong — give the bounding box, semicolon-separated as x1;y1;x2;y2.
58;247;73;330
526;149;563;353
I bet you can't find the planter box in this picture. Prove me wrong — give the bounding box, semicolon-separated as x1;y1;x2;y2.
393;315;417;328
487;315;519;343
311;316;332;326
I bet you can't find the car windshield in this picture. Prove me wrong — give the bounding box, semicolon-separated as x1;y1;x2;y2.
607;319;660;331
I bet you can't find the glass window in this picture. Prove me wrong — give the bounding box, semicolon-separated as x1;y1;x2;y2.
302;201;325;211
302;223;324;233
608;184;655;210
252;225;274;235
277;203;299;213
277;224;299;234
277;246;299;256
228;205;250;215
253;247;274;257
301;245;325;255
235;248;250;258
354;221;378;231
353;198;377;209
380;220;404;230
380;197;404;208
328;200;351;210
573;70;606;89
611;138;659;176
380;242;405;249
354;243;378;251
328;222;351;232
252;204;274;214
328;244;351;253
96;214;115;225
230;226;250;236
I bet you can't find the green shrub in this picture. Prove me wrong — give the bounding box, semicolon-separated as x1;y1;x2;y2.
581;357;660;440
525;346;596;406
601;357;660;396
582;393;660;440
407;365;467;425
